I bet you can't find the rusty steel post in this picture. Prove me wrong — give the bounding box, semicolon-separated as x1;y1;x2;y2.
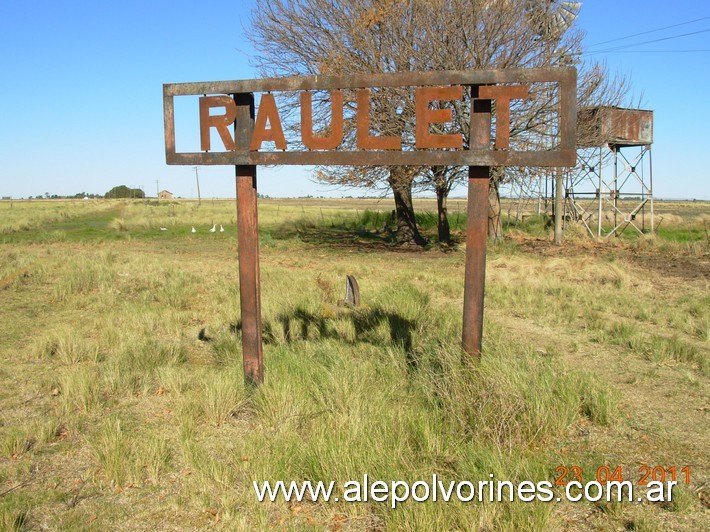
462;166;489;359
462;87;491;360
234;93;264;385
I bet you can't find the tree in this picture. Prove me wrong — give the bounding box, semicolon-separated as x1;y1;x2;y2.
405;0;629;241
419;165;464;244
105;185;145;199
249;0;629;243
250;0;432;245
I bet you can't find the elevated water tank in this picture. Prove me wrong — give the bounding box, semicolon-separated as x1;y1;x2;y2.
577;106;653;148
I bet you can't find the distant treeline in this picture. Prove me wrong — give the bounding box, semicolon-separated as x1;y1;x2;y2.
24;192;103;200
20;185;145;200
105;185;145;199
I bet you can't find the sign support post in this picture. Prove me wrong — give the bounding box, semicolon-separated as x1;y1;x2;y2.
462;88;492;359
234;93;264;385
462;166;489;359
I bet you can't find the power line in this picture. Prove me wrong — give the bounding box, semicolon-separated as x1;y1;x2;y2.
590;28;710;53
588;49;710;55
586;15;710;48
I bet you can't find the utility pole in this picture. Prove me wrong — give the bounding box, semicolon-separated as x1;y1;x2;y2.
156;180;160;199
193;166;202;206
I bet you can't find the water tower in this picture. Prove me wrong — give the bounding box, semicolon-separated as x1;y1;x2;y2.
565;106;654;237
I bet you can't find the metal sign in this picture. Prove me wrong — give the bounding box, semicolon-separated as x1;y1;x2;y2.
164;68;577;168
162;67;577;385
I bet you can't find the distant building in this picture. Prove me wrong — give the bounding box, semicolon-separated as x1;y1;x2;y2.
158;190;174;200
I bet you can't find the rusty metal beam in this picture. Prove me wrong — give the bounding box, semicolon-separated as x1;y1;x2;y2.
234;93;264;385
462;87;492;360
164;67;576;95
558;68;577;154
462;167;489;360
166;149;577;168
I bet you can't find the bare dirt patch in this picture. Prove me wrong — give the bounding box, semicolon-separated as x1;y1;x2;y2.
513;233;710;282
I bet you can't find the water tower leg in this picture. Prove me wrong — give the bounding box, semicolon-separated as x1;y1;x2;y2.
598;146;603;238
648;146;654;234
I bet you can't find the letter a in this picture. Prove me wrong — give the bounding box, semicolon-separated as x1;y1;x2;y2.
250;93;287;151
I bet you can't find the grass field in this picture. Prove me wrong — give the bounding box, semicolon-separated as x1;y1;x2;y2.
0;197;708;530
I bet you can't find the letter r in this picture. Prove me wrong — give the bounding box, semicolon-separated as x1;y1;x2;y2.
199;95;237;151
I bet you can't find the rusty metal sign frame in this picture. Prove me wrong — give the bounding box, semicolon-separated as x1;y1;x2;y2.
163;67;577;385
164;67;577;168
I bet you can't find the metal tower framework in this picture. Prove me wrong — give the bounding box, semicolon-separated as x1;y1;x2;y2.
563;106;654;238
565;142;653;238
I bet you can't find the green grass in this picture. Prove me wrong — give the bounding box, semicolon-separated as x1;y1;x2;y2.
656;225;708;243
0;198;707;529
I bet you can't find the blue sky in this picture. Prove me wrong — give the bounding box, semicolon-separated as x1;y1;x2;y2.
1;1;708;199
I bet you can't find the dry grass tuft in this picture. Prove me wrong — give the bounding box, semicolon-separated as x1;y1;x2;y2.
107;217;128;232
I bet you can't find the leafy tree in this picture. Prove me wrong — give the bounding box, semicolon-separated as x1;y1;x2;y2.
105;185;145;199
249;0;628;243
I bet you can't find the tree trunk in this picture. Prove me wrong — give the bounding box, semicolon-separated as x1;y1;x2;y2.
435;178;451;244
388;168;426;246
488;168;504;242
436;187;451;244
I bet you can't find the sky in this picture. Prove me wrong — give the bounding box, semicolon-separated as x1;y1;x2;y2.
1;0;708;200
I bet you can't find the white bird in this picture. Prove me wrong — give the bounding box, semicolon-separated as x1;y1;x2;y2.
219;225;225;232
191;226;196;233
209;224;216;233
160;227;167;231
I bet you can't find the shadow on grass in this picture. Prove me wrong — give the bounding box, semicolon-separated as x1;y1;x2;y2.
271;219;395;250
232;305;419;371
268;219;462;253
